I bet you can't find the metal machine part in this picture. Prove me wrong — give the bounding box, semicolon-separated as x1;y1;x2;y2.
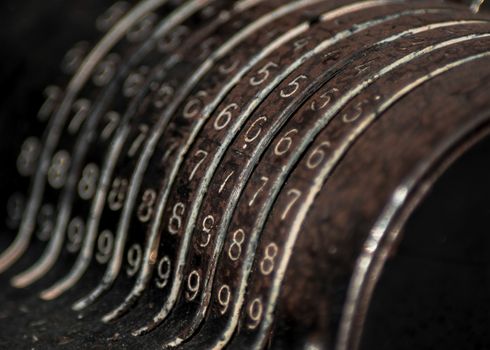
0;1;489;349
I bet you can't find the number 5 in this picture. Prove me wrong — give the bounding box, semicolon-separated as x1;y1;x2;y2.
280;75;307;98
249;61;278;86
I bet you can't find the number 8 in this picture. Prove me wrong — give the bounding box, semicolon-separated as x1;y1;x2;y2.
228;229;245;261
260;242;278;275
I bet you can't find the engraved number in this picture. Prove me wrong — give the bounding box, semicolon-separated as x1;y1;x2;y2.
183;91;207;119
128;124;149;158
156;255;171;288
153;83;174;109
37;204;54;241
137;189;157;223
306;141;331;169
168;202;185;234
162;141;178;163
78;163;99;200
127;13;157;42
342;100;368;123
260;243;278;276
101;111;121;141
126;244;142;277
48;150;71;189
157;25;189;52
199;215;215;248
293;37;309;51
219;171;234;194
281;189;302;221
68;98;91;134
218;284;231;314
280;75;307;98
214;103;239;131
17;137;41;177
123;67;148;98
228;228;245;261
186;270;200;301
93;53;119;86
218;59;240;75
247;298;263;330
243;116;267;148
274;129;298;156
189;150;208;181
62;41;88;74
66;217;84;253
108;177;129;211
249;61;278;86
6;193;25;229
38;85;61;121
249;176;268;207
96;230;114;264
96;2;129;32
310;88;339;111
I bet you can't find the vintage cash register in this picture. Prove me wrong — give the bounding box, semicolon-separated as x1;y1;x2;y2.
0;0;489;348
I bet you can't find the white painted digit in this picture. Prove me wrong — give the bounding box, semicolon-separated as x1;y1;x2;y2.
127;13;157;43
247;298;263;330
66;217;85;253
218;284;231;314
6;193;25;229
92;53;120;86
36;204;54;241
249;176;268;207
183;91;207;119
310;88;339;111
274;129;298;156
293;37;309;51
123;67;148;98
157;25;189;52
213;103;239;131
342;100;367;123
153;83;174;109
281;189;302;221
168;202;185;235
128;124;149;158
47;150;71;189
61;41;88;75
17;137;41;177
156;255;171;289
228;228;245;261
219;171;234;194
96;230;114;264
306;141;331;170
137;189;157;223
78;163;99;200
100;111;121;141
38;85;62;122
243;115;267;149
67;98;91;135
260;243;279;276
107;177;129;211
126;244;142;277
199;215;215;248
249;61;278;86
96;2;130;32
189;149;208;181
280;74;307;98
186;270;200;301
218;59;240;75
